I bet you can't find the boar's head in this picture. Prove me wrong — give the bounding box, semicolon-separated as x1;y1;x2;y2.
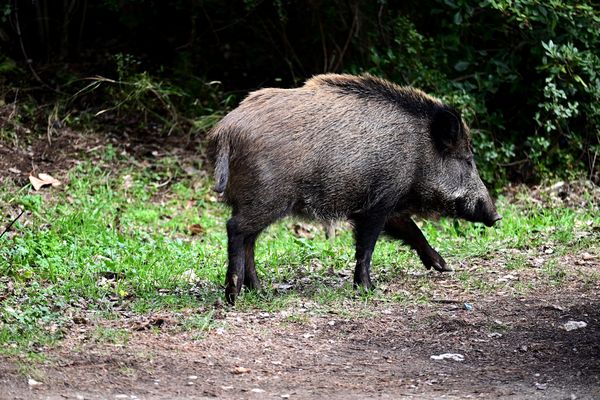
417;107;502;227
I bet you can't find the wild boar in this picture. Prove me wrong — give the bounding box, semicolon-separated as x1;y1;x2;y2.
208;73;501;304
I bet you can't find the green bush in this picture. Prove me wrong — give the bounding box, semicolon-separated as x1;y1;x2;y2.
362;0;600;185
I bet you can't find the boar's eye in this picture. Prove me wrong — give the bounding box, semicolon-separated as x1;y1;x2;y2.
461;156;474;167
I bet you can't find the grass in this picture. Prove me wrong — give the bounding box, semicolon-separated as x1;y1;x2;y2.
0;144;598;356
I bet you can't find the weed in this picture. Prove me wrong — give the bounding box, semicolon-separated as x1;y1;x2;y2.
505;254;528;270
542;259;567;285
182;310;220;334
90;327;131;345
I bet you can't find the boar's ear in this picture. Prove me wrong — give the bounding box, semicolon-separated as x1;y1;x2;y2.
431;108;462;152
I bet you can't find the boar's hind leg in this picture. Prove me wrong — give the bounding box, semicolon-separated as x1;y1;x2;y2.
243;232;261;290
225;217;248;305
383;215;452;272
352;215;387;290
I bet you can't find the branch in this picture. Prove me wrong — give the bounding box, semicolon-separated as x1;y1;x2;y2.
0;209;25;240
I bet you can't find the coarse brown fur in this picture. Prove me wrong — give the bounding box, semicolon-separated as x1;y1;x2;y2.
208;73;500;304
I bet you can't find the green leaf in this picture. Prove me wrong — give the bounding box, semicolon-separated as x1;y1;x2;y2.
453;11;463;25
573;75;588;89
454;61;470;72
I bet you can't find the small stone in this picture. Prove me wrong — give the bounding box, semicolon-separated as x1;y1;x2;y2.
232;366;251;374
251;388;265;393
28;378;43;387
535;382;548;390
563;321;587;331
430;353;464;362
582;252;595;261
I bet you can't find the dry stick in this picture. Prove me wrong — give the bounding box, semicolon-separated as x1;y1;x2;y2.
0;209;25;240
13;0;61;94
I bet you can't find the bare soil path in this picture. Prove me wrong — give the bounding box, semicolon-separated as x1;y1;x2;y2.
1;283;599;400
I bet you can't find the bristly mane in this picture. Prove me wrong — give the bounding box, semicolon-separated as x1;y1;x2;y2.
306;73;448;119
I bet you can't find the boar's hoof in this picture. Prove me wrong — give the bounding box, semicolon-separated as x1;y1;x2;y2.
431;261;453;272
244;275;261;291
225;274;243;305
353;277;374;291
225;287;238;305
419;250;452;272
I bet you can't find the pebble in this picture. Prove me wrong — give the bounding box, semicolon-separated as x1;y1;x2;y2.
430;353;465;362
563;321;587;331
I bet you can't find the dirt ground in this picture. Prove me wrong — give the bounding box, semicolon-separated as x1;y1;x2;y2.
1;287;599;400
1;130;599;399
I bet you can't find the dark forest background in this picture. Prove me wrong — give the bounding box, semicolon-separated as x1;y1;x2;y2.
0;0;598;186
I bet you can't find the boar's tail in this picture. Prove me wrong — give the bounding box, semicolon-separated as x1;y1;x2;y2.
211;128;230;194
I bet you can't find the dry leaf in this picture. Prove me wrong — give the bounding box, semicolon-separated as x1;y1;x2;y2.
123;174;133;190
29;173;61;191
38;173;61;186
181;269;199;284
28;378;43;387
292;223;315;239
189;223;205;236
232;366;251;374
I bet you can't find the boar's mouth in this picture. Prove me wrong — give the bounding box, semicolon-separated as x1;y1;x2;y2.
454;197;502;227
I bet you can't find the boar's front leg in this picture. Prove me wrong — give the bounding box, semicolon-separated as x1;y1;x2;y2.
384;215;452;272
352;215;387;290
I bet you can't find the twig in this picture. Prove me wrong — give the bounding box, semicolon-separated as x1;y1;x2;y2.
0;209;25;240
431;298;463;304
13;0;64;94
333;4;359;72
497;159;529;167
589;148;597;181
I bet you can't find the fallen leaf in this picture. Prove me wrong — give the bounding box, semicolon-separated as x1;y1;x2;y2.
123;175;133;190
581;252;595;261
292;223;315;239
28;378;43;386
189;223;205;236
38;173;61;186
232;366;251;374
181;269;200;284
133;315;173;331
29;173;61;191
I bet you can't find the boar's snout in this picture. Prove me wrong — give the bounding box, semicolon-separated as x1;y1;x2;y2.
485;211;502;227
455;197;501;227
